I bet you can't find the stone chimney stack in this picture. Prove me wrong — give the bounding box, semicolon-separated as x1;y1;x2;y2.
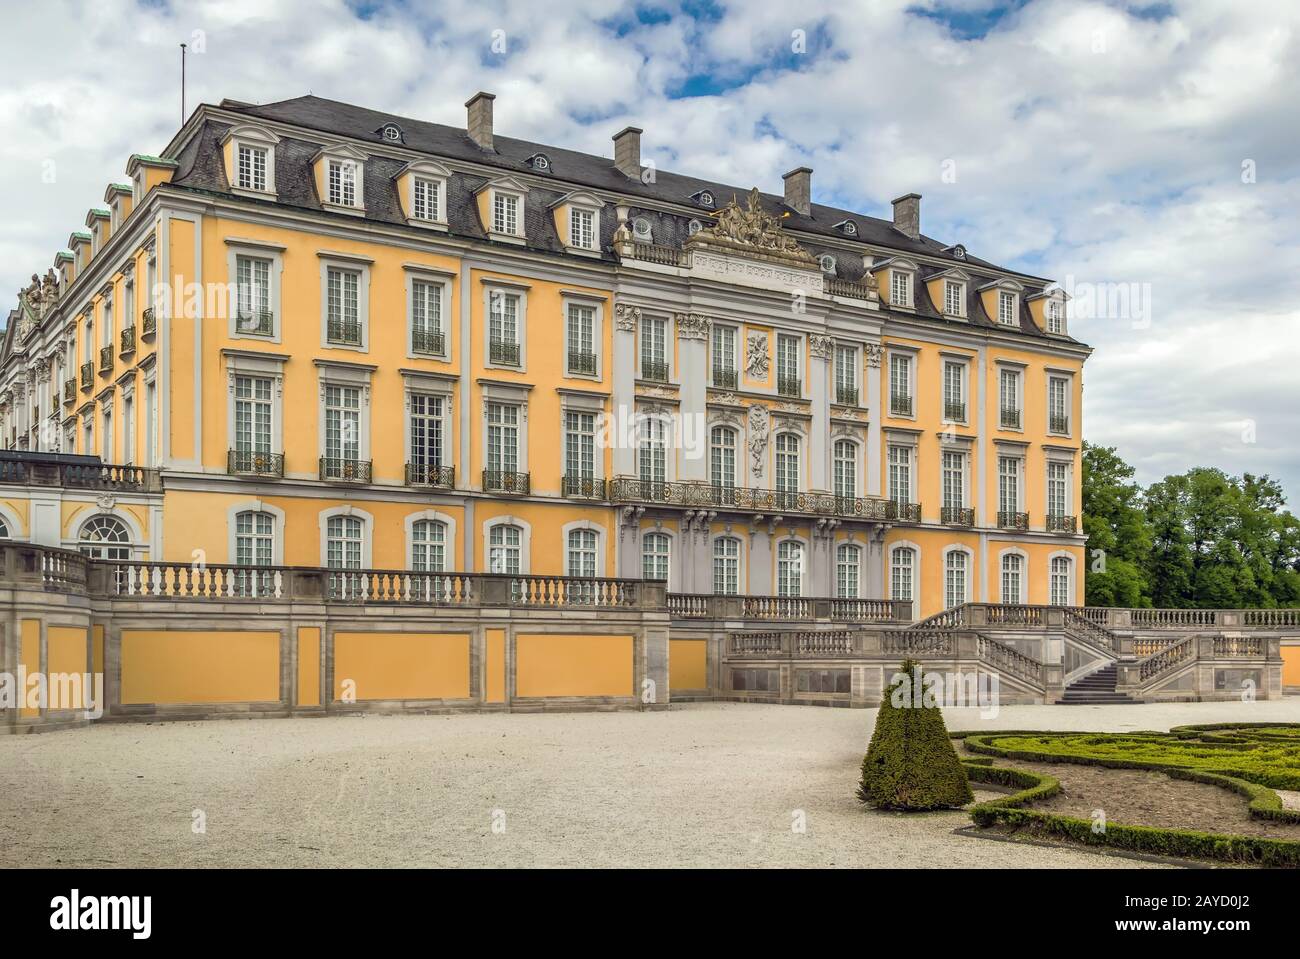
782;167;812;216
613;126;643;179
892;193;921;240
465;92;496;151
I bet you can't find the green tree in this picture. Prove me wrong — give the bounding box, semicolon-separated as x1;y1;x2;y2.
1081;443;1151;606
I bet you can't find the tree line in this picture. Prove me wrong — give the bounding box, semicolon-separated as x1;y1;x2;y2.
1082;443;1300;609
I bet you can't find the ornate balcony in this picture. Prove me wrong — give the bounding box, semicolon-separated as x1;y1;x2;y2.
405;462;455;488
228;449;284;478
712;367;738;390
641;359;669;383
326;318;362;347
63;380;76;406
886;501;922;522
941;506;974;526
1000;407;1021;429
609;477;891;520
890;393;912;416
483;470;530;494
776;375;801;397
567;351;597;376
236;311;274;337
998;510;1030;530
489;339;520;366
119;325;136;357
835;385;859;406
97;345;113;373
141;307;156;338
562;475;606;499
319;456;372;483
943;400;966;422
1047;513;1077;533
79;363;94;391
1049;414;1070;434
411;328;445;356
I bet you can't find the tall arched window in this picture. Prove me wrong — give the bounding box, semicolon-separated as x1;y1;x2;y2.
326;515;365;598
710;426;737;493
234;510;276;596
638;416;667;493
944;550;968;609
0;517;9;539
713;536;740;595
833;440;857;500
890;546;915;605
488;524;522;575
836;543;861;598
411;520;447;572
775;433;800;508
77;515;131;560
777;540;803;597
567;528;598;577
642;531;670;582
1001;553;1024;604
1050;556;1073;606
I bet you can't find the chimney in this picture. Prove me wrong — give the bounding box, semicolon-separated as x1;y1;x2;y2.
892;193;921;240
782;167;812;216
465;91;496;151
613;126;643;179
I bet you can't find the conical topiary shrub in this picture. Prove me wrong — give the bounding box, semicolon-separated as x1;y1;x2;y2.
857;659;974;811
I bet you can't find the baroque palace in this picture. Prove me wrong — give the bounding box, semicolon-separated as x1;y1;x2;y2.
1;93;1291;726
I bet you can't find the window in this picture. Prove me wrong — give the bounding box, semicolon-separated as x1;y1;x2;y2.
488;524;522;575
412;177;441;222
411;520;447;573
326;515;364;597
887;445;912;505
326;267;361;345
409;393;444;471
411;280;444;355
640;316;667;380
0;518;7;538
944;280;964;316
833;440;857;499
564;411;596;486
101;408;113;462
834;345;858;405
943;361;965;421
642;532;670;582
382;124;402;142
1048;462;1070;516
566;303;596;375
1048;376;1070;433
237;144;268;192
836;544;861;598
124;281;135;330
1050;556;1073;605
776;335;800;395
889;353;913;415
328;159;358;207
568;529;599;578
775;433;800;501
1046;299;1064;334
235;510;276;596
712;325;737;386
324;384;361;466
122;395;134;464
890;547;915;604
998;290;1017;325
998;456;1021;516
890;270;912;307
144;383;156;466
1001;553;1024;603
492;192;520;235
777;541;803;597
78;515;131;561
999;368;1021;428
235;255;272;335
941;451;965;510
638;416;666;488
570;208;595;249
488;291;520;365
944;551;968;609
713;537;740;595
710;426;736;490
235;376;273;456
486;403;520;475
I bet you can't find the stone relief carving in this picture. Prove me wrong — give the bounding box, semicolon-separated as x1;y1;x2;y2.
614;303;641;332
864;343;882;368
675;313;710;340
694;188;814;262
745;331;769;379
809;334;835;359
747;405;769;475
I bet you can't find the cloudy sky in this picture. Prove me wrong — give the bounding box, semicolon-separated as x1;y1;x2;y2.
3;0;1298;499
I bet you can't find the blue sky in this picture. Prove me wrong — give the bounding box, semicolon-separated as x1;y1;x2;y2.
3;0;1298;501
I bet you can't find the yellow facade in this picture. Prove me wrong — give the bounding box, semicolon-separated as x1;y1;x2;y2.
120;630;280;704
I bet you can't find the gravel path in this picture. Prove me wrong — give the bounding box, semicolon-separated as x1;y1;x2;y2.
2;699;1296;868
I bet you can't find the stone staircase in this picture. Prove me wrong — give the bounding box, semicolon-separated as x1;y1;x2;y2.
1058;663;1137;705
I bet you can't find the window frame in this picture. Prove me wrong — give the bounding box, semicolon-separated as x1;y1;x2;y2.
318;253;371;353
404;266;453;361
226;239;284;343
562;294;604;380
484;282;529;371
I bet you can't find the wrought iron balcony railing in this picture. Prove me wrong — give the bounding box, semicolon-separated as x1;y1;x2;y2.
80;362;93;391
567;351;597;376
641;359;669;383
562;475;606;499
483;470;530;494
236;311;274;337
712;367;738;390
119;325;136;357
98;345;113;373
886;501;922;522
943;400;966;422
1047;512;1077;533
326;318;362;346
776;375;801;397
319;456;372;483
608;477;892;520
941;506;974;526
228;449;285;477
1000;407;1021;429
998;510;1029;530
63;380;76;405
141;307;156;337
890;393;912;416
835;385;859;406
405;462;455;487
411;329;445;356
1049;413;1070;434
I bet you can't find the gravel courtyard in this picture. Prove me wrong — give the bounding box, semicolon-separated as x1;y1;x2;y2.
3;699;1298;868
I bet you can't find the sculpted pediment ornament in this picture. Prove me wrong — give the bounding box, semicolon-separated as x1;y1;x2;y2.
745;331;769;378
691;188;814;264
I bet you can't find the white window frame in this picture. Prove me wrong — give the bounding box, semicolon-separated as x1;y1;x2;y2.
943;278;966;317
711;323;738;385
1049;552;1075;606
775;333;802;396
1047;372;1073;436
998;364;1024;431
886;441;915;506
480;381;531;482
889;541;920;613
712;535;743;596
225;501;286;566
998;453;1024;516
316;363;373;469
641;530;671;583
832;438;858;500
405;510;458;573
483;516;532;575
399;160;450;230
834;344;859;405
483;281;529;371
889;268;915;308
404;265;453;361
562;294;604;380
557;192;604;257
226;238;284;343
482;177;530;244
317;505;374;570
836;542;862;599
224;350;286;463
943;546;972;610
999;548;1027;604
318;253;372;353
887;348;916;419
639;315;670;381
776;538;806;597
223;124;280;200
997;289;1020;326
1046;457;1073;521
564;522;605;579
941;357;968;424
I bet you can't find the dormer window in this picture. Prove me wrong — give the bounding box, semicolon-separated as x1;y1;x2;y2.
222;124;279;199
553;191;604;256
890;270;912;308
571;208;594;249
998;290;1018;325
692;190;715;208
477;176;529;244
834;219;858;237
329;160;358;207
819;255;837;274
1047;299;1064;334
238;143;268;192
494;193;519;234
380;124;403;142
947;244;967;260
527;153;551;172
395;159;450;230
632;217;652;242
943;279;966;317
313;144;367;215
414;177;440;221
